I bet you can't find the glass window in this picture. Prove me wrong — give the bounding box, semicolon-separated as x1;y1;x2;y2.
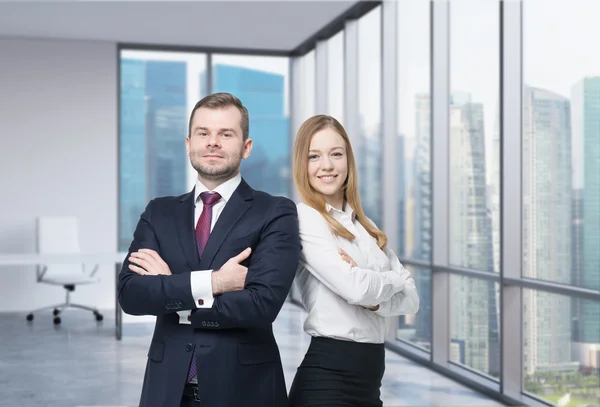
358;6;383;227
395;0;431;350
523;0;600;288
326;31;344;123
449;0;499;274
212;55;290;198
523;290;600;405
450;275;500;378
396;267;431;351
118;50;207;251
522;0;600;401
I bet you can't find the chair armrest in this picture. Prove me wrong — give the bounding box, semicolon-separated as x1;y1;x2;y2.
36;265;48;282
88;264;100;278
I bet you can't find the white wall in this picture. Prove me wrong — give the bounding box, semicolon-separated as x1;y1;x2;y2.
0;37;118;312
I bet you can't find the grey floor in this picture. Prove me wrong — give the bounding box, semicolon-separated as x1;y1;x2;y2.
0;301;505;407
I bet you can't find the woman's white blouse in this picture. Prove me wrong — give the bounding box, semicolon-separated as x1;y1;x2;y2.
294;202;420;344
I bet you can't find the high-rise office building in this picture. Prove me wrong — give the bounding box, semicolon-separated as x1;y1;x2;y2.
397;134;406;258
356;118;383;227
571;77;600;368
413;93;432;346
144;61;188;200
119;59;187;251
211;64;290;197
522;86;573;374
448;92;498;376
120;59;147;250
396;133;410;330
571;188;584;342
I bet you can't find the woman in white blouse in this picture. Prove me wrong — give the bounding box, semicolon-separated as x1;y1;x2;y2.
287;115;419;407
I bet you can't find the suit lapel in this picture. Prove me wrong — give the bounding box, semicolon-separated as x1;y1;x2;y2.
199;179;254;270
175;189;202;272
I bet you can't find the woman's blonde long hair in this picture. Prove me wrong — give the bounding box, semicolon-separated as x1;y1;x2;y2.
292;115;387;249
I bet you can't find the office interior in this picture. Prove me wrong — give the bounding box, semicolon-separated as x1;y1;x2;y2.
0;0;598;406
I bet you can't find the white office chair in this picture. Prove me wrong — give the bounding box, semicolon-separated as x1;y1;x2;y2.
26;216;103;325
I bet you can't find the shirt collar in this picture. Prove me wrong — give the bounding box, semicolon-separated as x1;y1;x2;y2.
194;173;242;205
325;201;356;221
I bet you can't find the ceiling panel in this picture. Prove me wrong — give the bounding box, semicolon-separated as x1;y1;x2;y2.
0;0;358;52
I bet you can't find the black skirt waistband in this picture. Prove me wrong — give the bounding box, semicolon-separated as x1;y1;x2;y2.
301;335;385;375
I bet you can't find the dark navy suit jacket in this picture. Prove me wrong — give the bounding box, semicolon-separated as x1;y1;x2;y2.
117;179;300;407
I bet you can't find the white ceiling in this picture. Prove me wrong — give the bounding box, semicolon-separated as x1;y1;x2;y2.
0;0;358;52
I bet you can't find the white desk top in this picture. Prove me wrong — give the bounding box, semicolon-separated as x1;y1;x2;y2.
0;252;128;266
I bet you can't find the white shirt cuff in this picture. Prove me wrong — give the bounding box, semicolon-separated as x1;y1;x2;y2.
177;311;191;325
190;269;214;309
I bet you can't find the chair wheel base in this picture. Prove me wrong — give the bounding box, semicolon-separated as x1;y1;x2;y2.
53;316;61;325
26;313;34;322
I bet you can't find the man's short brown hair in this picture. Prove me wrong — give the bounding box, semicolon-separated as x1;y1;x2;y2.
187;92;249;140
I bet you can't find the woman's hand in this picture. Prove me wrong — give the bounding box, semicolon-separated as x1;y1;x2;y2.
338;248;357;267
338;248;379;311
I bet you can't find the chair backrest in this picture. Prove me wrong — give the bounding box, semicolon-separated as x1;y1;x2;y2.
36;216;83;278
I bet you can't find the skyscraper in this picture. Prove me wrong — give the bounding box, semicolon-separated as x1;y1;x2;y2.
119;59;188;251
448;92;498;376
120;59;147;251
211;64;290;197
522;86;573;374
413;93;432;346
356;118;383;227
571;188;584;342
397;134;406;258
571;77;600;368
144;61;188;199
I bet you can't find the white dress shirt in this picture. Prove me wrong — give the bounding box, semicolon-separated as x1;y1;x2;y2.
177;173;242;324
294;202;419;344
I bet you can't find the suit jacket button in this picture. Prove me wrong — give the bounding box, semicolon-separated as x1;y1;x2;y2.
185;343;193;352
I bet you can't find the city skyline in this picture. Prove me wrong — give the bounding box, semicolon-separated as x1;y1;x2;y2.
118;15;600;390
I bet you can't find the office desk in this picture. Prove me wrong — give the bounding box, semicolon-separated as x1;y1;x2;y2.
0;252;128;340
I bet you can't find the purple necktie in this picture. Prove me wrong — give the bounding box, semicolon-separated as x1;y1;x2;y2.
187;191;221;383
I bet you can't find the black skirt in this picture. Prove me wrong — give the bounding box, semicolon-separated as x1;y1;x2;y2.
288;335;385;407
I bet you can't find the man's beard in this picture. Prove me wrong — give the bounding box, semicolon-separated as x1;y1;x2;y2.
190;149;243;181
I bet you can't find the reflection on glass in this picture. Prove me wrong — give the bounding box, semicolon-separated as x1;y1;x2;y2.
450;275;500;378
523;290;600;406
118;50;207;251
212;54;290;198
396;266;431;351
395;0;431;350
523;0;600;400
326;31;344;123
357;6;383;227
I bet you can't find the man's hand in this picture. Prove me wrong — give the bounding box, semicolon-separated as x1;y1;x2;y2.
128;249;172;276
212;248;251;295
338;248;379;311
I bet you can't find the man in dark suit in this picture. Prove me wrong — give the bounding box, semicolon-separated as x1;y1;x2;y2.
117;92;300;407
